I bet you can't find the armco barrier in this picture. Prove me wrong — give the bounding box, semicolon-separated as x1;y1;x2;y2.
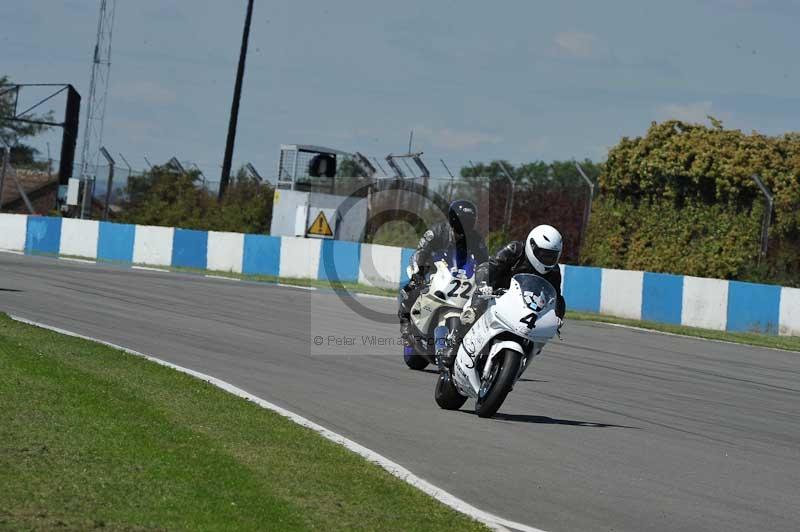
0;213;797;337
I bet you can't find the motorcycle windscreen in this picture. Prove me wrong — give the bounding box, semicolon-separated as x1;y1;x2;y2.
431;247;477;278
493;274;559;340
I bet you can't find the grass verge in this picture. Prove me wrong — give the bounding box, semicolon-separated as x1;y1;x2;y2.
566;310;800;352
0;314;486;531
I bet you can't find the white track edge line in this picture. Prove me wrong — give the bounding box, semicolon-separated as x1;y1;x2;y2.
205;274;241;281
277;283;316;290
355;292;396;301
132;266;171;272
59;257;97;264
8;314;546;532
0;249;25;255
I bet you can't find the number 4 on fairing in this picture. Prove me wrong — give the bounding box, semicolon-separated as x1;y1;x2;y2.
519;312;537;329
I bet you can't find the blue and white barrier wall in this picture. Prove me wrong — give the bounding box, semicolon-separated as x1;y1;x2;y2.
1;213;798;337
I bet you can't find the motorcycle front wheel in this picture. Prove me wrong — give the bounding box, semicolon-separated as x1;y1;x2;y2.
475;349;522;418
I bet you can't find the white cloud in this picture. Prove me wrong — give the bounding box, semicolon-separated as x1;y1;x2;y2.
553;31;597;58
415;126;502;151
657;101;714;123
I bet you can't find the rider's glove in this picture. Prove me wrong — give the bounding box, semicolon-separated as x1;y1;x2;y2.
406;260;420;279
460;305;477;325
478;283;493;297
556;317;564;330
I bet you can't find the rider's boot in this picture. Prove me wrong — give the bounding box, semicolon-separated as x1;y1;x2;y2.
437;328;461;370
399;315;412;347
398;279;418;347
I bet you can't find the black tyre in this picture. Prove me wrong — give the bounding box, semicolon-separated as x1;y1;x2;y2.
434;370;467;410
475;349;522;418
404;348;429;370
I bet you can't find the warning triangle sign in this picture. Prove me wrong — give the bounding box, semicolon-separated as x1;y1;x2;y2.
307;211;333;237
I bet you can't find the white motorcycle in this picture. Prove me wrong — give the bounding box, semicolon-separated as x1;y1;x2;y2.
434;274;560;418
402;249;478;370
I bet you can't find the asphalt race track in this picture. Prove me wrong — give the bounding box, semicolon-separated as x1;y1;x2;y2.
1;253;798;532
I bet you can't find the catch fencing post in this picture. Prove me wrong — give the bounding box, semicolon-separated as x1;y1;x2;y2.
99;146;115;220
575;162;595;253
750;174;774;264
440;159;455;202
498;162;516;235
0;146;8;211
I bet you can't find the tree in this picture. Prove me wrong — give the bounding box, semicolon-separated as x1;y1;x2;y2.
0;76;54;156
582;119;800;285
117;163;274;234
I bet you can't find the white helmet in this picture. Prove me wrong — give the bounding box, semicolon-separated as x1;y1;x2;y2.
525;225;563;274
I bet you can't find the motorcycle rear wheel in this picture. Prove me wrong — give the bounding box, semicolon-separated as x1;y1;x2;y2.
475;349;522;418
434;370;467;410
404;348;430;370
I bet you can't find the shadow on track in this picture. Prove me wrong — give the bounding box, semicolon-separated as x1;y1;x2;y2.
489;412;639;429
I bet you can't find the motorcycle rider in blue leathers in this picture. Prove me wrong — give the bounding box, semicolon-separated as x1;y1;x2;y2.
398;200;489;347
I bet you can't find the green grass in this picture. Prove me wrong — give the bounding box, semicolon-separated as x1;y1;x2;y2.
0;315;487;532
566;310;800;352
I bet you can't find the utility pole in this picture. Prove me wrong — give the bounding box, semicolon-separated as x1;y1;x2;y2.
219;0;254;199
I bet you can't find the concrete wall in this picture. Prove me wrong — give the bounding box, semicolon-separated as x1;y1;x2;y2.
208;231;244;273
359;243;402;289
279;236;322;279
60;219;99;259
0;213;27;251
133;225;174;267
600;268;644;320
682;276;728;331
2;213;798;337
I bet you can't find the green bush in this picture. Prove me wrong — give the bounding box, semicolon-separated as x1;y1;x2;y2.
117;165;273;234
583;120;800;286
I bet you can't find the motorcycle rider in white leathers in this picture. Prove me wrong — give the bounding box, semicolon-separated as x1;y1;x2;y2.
441;224;567;368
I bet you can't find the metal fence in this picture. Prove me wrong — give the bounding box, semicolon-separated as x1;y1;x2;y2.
5;153;596;260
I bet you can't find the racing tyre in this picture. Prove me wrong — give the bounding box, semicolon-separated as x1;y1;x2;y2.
475;349;522;418
404;346;429;370
434;370;467;410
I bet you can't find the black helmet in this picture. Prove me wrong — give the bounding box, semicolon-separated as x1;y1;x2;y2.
448;199;477;235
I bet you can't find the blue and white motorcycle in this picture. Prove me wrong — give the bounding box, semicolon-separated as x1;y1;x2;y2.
434;274;560;417
402;249;478;370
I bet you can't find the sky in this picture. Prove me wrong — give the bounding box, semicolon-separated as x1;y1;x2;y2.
2;0;799;182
